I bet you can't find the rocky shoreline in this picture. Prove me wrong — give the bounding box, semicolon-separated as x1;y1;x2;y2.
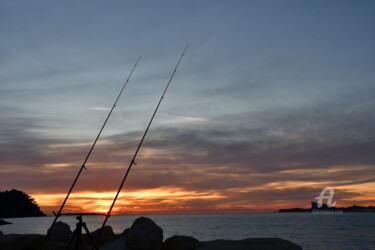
0;216;302;250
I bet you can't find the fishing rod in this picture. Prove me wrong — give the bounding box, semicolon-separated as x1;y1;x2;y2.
43;56;142;243
99;44;189;230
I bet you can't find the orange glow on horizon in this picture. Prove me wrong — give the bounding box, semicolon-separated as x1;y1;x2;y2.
32;181;375;214
32;187;226;215
31;180;375;215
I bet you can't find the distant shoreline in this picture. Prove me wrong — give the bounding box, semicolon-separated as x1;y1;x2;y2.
0;190;46;219
278;202;375;213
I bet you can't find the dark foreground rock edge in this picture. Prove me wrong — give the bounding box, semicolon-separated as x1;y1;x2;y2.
0;219;12;225
0;216;303;250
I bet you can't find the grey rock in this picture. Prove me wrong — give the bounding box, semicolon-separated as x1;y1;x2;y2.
127;217;163;250
0;230;3;236
46;221;72;242
163;235;200;250
197;238;302;250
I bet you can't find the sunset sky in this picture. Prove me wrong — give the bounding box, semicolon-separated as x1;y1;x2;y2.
1;1;374;215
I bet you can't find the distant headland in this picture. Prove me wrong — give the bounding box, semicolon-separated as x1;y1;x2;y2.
278;202;375;213
0;189;46;218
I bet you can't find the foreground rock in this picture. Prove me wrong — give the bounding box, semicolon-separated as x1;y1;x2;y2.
127;216;163;250
0;219;12;225
0;234;44;250
163;235;200;250
46;221;72;242
90;225;116;245
0;217;303;250
100;228;129;250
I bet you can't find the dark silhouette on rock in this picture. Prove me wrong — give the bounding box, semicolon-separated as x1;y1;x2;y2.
0;189;46;218
127;216;163;250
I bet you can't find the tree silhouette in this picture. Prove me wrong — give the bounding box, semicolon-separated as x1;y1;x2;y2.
0;189;46;218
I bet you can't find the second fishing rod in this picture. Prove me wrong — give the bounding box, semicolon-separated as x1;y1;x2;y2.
99;44;189;231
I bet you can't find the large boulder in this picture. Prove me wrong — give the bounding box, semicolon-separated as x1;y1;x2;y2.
163;235;200;250
100;228;130;250
120;228;130;239
197;238;302;250
127;217;163;250
90;225;116;245
46;221;72;242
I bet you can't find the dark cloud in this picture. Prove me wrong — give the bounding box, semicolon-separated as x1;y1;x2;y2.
0;112;53;168
2;94;374;205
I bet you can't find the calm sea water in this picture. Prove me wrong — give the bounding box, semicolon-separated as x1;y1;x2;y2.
1;213;374;250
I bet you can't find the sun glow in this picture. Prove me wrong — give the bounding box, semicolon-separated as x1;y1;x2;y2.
32;187;226;215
